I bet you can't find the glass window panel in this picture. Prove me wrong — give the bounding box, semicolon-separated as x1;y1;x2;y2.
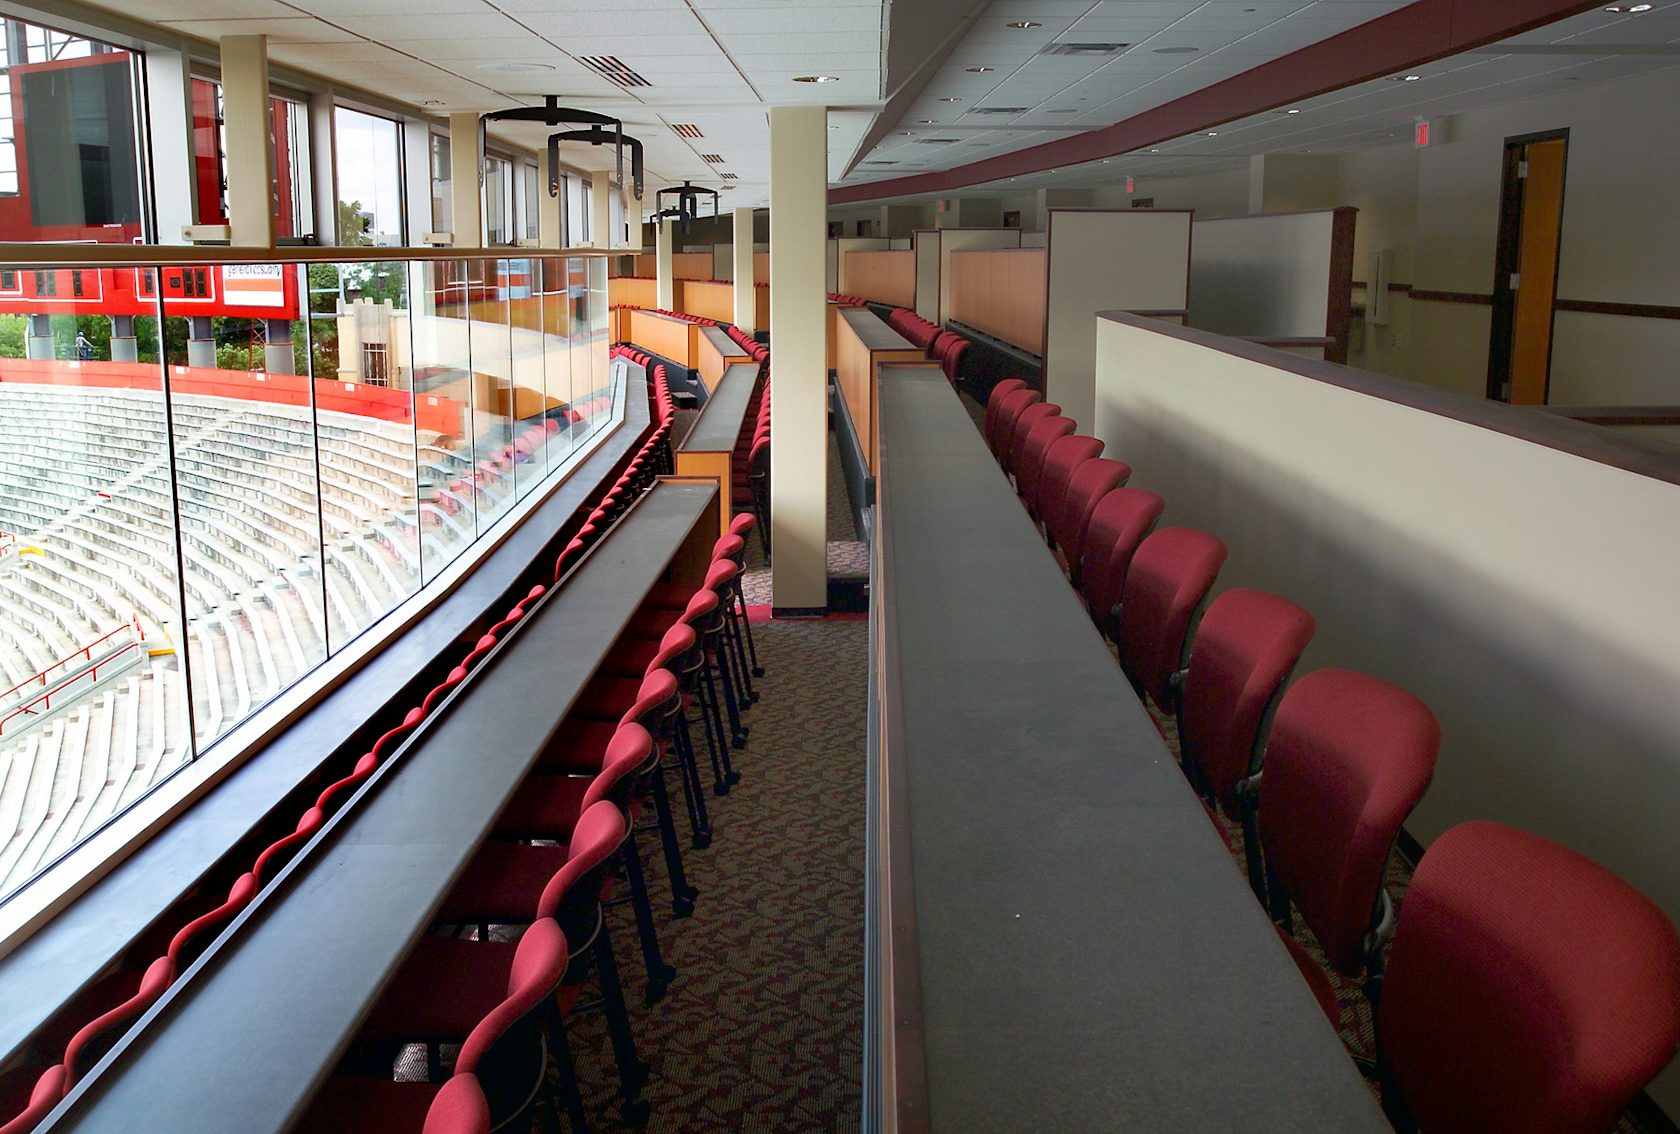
506;257;546;499
429;134;451;236
273;97;312;240
409;259;478;576
333;107;404;246
538;258;570;473
483;156;511;247
467;257;515;525
311;261;419;652
0;277;191;899
522;163;540;243
161;264;328;750
0;16;144;242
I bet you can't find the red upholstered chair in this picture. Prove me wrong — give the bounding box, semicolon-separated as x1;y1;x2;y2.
1114;527;1227;719
983;378;1028;444
1003;401;1062;480
1377;821;1680;1134
986;387;1040;465
1075;487;1165;641
941;337;969;385
1031;434;1103;530
1014;415;1078;518
1047;457;1131;573
1255;669;1439;1017
1177;588;1315;875
494;725;676;1005
297;918;575;1134
0;1067;65;1134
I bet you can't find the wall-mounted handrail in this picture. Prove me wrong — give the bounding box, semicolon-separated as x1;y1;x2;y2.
0;245;625;268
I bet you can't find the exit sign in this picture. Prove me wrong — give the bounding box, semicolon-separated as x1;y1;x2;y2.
1126;176;1135;193
1415;118;1432;148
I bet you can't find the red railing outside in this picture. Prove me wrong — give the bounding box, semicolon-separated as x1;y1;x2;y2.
0;621;144;739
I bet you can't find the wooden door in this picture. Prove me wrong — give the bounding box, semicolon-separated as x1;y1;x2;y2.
1487;131;1568;404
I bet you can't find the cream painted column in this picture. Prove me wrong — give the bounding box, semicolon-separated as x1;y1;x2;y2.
732;206;755;332
589;170;613;248
448;113;481;246
655;217;675;309
219;36;275;248
618;189;642;251
538;151;562;248
768;105;828;614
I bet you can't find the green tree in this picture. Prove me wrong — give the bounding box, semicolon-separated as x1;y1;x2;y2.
0;314;25;359
338;200;372;247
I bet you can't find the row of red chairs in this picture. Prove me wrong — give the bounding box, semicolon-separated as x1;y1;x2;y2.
985;379;1680;1134
826;293;869;307
0;361;674;1134
297;511;769;1131
733;353;771;561
887;307;968;385
643;308;715;327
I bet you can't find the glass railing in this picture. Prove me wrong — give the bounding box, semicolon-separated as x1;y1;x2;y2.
0;251;615;903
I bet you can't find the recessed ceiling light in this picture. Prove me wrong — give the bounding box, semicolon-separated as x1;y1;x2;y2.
917;119;937;124
1100;159;1110;164
1391;74;1422;82
421;99;444;107
1604;3;1652;10
1206;131;1219;136
965;66;994;73
1282;108;1301;115
475;62;554;74
1006;20;1042;29
938;96;962;102
1149;148;1160;152
794;75;839;83
1153;46;1199;54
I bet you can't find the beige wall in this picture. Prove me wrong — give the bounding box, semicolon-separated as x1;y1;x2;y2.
1340;64;1680;405
1092;315;1680;1113
1090;163;1250;216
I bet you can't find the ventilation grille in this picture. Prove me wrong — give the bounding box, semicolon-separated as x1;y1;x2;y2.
580;56;651;88
915;138;960;144
862;160;899;165
670;123;703;138
969;106;1029;115
700;153;726;164
720;172;738;180
1040;41;1128;57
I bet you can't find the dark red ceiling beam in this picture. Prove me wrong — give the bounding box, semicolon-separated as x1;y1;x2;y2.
829;0;1604;204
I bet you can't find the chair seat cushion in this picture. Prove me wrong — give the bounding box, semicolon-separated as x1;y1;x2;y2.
644;581;699;610
537;718;618;773
494;774;590;839
360;936;512;1042
626;607;684;640
1279;929;1342;1026
294;1075;442;1134
573;674;640;722
437;841;569;925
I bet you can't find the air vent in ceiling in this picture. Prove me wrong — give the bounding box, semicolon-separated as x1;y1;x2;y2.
700;153;725;164
1040;41;1128;57
670;123;703;138
969;106;1030;115
1044;108;1080;114
720;172;738;180
915;138;960;144
579;56;651;88
862;160;899;165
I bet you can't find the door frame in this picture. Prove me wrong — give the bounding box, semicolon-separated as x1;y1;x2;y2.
1486;127;1569;402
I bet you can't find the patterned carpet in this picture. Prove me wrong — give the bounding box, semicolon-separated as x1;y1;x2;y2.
564;610;867;1132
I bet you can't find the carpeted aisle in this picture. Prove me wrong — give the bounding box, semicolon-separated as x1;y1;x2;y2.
565;599;868;1132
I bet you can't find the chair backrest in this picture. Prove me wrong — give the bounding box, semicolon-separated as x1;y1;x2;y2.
983;378;1027;445
1032;435;1103;530
1076;487;1165;639
1014;416;1078;514
537;800;628;937
1178;588;1316;811
1004;401;1061;477
1113;527;1226;710
166;872;258;968
1378;820;1680;1134
450;917;571;1131
1048;457;1130;563
62;954;177;1088
986;387;1040;463
253;807;326;885
941;339;969;382
421;1075;491;1134
1257;669;1439;975
580;723;656;812
0;1067;66;1134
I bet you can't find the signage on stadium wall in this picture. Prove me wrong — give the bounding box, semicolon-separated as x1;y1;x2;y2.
221;264;287;307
